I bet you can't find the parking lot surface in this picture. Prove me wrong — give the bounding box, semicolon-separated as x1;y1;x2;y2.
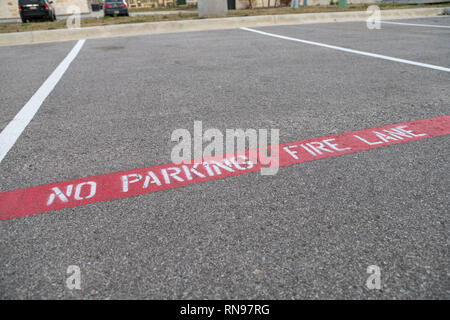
0;16;449;299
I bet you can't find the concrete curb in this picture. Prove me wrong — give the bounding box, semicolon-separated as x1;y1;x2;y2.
0;7;446;46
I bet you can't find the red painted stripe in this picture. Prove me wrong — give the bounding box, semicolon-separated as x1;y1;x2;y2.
1;115;449;221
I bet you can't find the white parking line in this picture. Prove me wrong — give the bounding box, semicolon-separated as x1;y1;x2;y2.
381;21;450;29
0;40;85;163
240;27;450;73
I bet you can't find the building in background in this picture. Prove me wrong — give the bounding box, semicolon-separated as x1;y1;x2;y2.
3;0;445;20
234;0;447;8
127;0;198;7
0;0;90;19
235;0;376;8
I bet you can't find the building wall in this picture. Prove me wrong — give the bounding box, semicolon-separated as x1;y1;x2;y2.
299;0;376;5
52;0;90;15
236;0;280;8
310;0;376;4
0;0;90;19
237;0;289;9
127;0;198;7
128;0;172;7
236;0;376;8
0;0;20;18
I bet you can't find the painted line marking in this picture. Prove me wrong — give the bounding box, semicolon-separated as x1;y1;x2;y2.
381;20;450;29
240;27;450;73
0;115;449;221
0;39;86;163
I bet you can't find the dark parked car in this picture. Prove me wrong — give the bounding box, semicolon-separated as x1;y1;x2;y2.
104;0;129;17
18;0;56;23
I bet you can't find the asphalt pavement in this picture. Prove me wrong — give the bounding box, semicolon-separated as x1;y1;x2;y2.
0;16;449;299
